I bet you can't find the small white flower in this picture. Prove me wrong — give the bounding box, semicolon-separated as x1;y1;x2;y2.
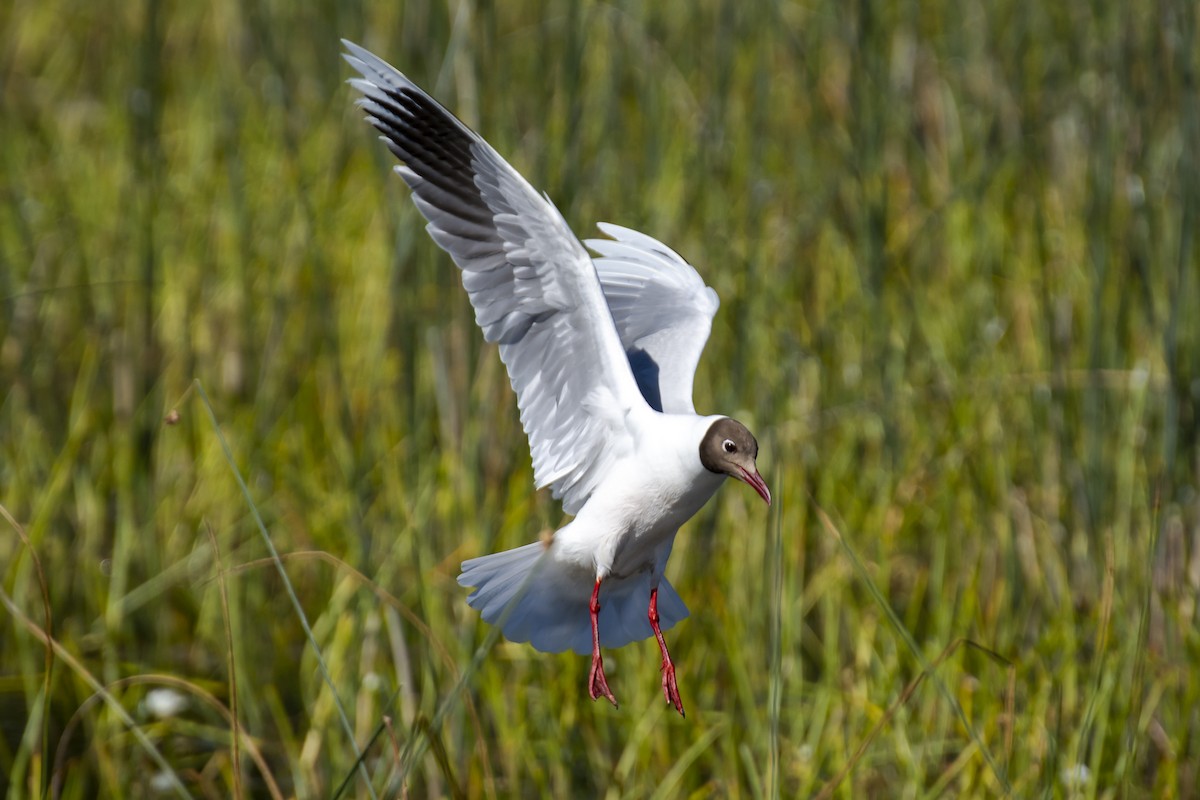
150;770;178;793
143;687;187;719
842;362;861;387
1125;174;1145;207
1060;763;1091;788
1130;361;1149;390
983;317;1007;344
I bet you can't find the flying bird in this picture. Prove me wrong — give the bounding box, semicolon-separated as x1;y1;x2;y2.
343;41;770;716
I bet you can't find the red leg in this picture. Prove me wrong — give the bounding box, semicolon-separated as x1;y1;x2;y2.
649;587;685;717
588;578;618;708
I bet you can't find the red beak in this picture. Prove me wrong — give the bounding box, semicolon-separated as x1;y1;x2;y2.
736;466;772;506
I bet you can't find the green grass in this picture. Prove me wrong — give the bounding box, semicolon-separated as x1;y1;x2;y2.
3;0;1199;796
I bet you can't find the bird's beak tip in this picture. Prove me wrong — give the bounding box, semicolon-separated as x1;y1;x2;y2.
737;465;772;506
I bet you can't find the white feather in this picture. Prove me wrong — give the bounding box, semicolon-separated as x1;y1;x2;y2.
458;541;690;655
587;223;720;414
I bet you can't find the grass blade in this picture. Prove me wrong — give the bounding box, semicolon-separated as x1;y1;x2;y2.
814;502;1012;794
192;380;377;799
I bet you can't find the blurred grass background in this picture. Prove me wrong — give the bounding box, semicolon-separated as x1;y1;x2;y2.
2;0;1198;796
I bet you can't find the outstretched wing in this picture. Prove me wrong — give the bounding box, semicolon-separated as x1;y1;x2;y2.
585;223;720;414
344;42;648;514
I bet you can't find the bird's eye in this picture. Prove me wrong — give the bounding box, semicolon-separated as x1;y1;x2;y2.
722;439;736;453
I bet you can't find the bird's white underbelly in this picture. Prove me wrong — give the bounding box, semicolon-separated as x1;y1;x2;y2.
553;460;725;580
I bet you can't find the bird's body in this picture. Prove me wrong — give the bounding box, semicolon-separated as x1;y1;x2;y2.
559;412;724;582
459;412;725;658
343;41;769;715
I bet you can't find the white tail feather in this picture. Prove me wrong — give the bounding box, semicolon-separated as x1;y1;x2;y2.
458;542;690;655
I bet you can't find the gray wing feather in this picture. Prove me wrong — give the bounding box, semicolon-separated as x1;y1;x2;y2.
344;42;646;513
585;223;720;414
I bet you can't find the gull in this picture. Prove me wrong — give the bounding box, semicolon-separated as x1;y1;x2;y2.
343;41;770;716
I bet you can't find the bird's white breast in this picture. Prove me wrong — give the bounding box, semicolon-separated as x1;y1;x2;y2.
553;414;727;579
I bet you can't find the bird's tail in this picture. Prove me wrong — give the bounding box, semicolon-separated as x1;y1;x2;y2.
457;542;689;656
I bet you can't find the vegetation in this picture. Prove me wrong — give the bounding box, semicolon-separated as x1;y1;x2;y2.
3;0;1197;796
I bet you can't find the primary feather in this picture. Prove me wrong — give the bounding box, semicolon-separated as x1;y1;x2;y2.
344;41;647;514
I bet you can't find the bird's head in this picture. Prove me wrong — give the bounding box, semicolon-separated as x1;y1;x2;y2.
699;418;771;505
